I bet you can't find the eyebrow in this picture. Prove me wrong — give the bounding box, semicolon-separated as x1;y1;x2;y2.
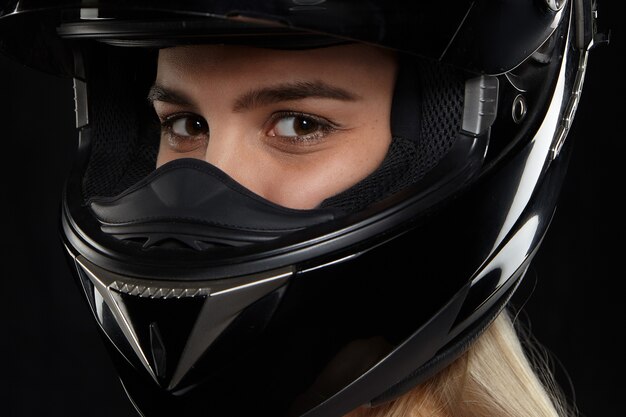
147;85;193;106
147;80;360;110
232;81;360;112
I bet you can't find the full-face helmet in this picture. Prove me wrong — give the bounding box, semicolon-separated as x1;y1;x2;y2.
0;1;604;415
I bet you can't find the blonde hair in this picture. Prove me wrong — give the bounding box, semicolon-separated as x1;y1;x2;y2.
347;311;575;417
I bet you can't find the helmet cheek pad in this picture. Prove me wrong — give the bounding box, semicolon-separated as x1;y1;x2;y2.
0;0;600;415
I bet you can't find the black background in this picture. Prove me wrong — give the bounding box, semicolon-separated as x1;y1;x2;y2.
1;3;624;416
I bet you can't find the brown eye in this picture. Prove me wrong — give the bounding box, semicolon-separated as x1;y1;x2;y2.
170;115;209;137
161;113;209;153
272;116;321;137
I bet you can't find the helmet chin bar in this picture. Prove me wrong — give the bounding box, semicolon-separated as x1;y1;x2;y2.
64;133;567;416
73;255;292;391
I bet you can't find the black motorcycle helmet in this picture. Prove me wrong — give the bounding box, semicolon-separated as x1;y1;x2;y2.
0;1;604;416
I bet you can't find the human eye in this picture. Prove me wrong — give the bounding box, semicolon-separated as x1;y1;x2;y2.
266;112;338;147
160;113;209;153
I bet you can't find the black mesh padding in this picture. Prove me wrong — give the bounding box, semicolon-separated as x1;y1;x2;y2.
416;62;465;175
108;133;159;196
82;46;158;201
320;136;419;211
320;62;465;212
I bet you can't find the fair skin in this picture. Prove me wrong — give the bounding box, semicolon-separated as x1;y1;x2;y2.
151;43;396;209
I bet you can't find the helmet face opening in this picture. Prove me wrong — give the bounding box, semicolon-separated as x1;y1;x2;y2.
1;0;600;416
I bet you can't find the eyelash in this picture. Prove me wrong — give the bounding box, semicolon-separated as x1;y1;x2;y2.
159;112;209;151
157;110;340;152
266;111;339;144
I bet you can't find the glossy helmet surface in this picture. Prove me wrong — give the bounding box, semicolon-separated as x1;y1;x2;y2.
0;1;602;416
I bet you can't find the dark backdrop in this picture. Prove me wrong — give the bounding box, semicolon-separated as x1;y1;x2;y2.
1;4;623;416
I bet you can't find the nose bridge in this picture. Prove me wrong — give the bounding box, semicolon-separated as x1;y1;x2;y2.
201;117;268;199
203;116;242;172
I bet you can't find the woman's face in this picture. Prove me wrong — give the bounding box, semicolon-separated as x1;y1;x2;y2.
151;43;397;209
